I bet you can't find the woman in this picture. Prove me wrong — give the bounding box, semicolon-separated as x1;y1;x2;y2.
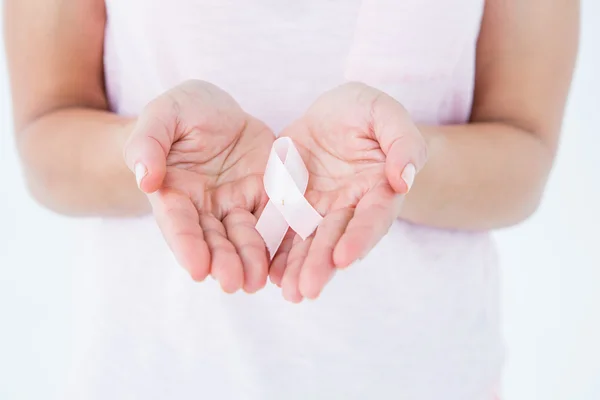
5;0;577;399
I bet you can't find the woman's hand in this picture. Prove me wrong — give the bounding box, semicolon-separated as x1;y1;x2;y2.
269;82;428;302
124;80;274;293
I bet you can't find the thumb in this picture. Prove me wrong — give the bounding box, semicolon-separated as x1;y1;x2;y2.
123;102;175;193
385;134;428;195
372;95;428;195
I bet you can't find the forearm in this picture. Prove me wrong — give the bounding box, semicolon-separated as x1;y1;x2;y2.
400;122;554;230
17;108;148;217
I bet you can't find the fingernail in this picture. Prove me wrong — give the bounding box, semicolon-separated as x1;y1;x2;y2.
134;163;147;189
401;163;416;192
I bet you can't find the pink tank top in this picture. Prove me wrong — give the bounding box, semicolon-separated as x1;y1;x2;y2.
67;2;503;399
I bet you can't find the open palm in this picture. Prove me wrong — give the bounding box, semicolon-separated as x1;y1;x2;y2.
269;82;428;302
125;80;274;293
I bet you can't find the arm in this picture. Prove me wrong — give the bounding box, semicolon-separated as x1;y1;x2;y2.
400;0;579;230
4;0;147;216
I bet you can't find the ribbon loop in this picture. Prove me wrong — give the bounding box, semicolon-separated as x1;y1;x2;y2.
255;137;323;259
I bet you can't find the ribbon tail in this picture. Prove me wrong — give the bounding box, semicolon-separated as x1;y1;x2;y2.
255;201;290;260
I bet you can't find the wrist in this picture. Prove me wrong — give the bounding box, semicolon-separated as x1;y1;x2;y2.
399;125;446;223
115;117;138;154
110;116;152;216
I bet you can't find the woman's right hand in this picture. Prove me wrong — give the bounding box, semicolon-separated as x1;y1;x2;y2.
124;80;274;293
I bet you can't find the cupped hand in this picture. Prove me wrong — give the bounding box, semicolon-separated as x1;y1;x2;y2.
269;82;428;302
124;80;274;293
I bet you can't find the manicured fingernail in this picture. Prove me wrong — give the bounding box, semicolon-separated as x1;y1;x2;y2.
401;163;416;192
134;163;147;189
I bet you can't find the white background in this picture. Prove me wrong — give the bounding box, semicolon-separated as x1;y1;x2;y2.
0;2;598;399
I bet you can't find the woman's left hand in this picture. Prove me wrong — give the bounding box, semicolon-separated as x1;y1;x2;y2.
269;82;428;302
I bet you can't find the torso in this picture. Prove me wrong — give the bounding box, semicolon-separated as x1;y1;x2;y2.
68;1;503;399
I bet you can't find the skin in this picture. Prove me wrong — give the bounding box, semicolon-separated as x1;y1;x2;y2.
4;0;578;300
271;83;427;302
124;81;275;293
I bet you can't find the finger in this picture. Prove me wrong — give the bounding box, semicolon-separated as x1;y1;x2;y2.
200;213;244;294
123;99;176;193
223;208;269;294
333;188;402;268
269;229;295;287
385;136;426;195
298;208;353;300
371;94;428;194
281;234;313;303
149;191;210;282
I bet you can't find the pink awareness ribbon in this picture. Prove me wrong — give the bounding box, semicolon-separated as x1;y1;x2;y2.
255;137;323;259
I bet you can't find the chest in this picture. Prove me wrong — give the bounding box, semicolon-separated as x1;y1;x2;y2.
103;0;485;127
